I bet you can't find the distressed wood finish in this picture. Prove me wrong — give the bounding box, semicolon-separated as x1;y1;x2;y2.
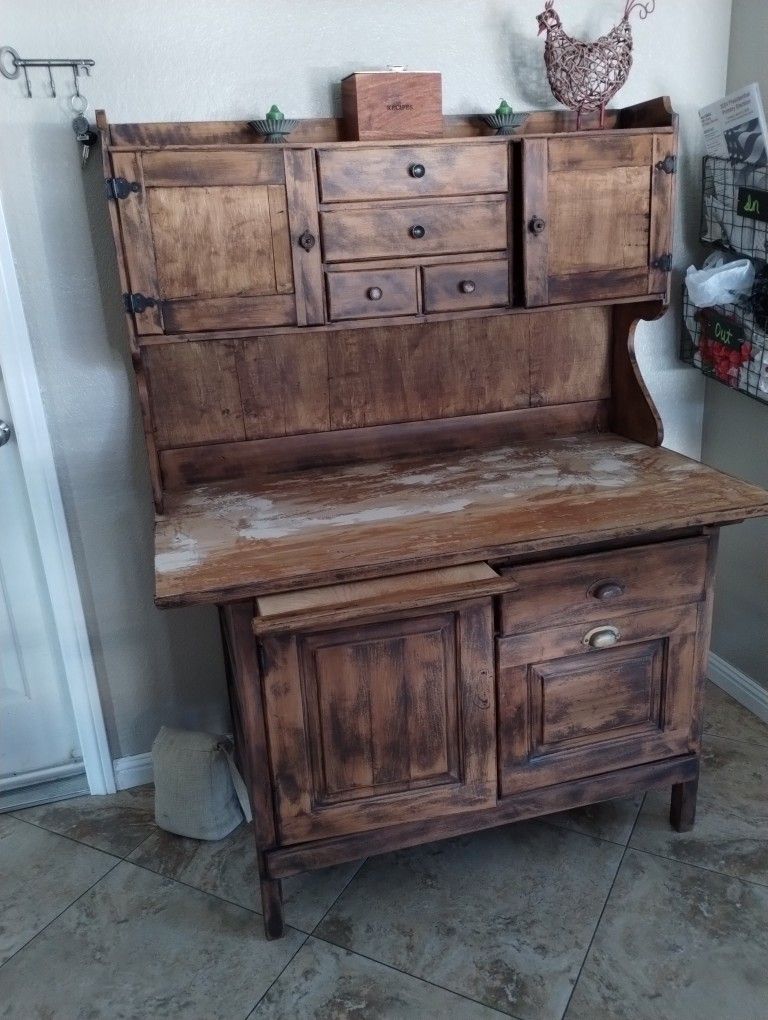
104;98;674;148
254;563;516;635
498;536;708;634
320;197;508;263
283;148;325;326
422;259;509;313
262;600;496;842
153;435;768;607
326;315;532;427
523;131;673;306
112;147;319;334
159;401;610;488
326;267;419;321
317;142;508;201
96;100;768;940
237;334;330;440
498;603;699;795
144;341;245;449
265;755;698;879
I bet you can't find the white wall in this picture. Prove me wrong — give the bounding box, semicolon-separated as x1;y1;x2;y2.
701;0;768;690
0;0;732;758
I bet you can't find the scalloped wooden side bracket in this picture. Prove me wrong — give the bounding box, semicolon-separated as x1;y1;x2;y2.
609;301;665;447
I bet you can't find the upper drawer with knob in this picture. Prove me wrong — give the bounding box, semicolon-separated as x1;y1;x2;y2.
316;143;509;202
498;537;709;636
320;197;508;263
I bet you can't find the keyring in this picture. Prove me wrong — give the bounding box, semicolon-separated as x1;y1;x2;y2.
69;92;87;114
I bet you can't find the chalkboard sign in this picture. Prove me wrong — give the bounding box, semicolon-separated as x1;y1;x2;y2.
699;309;745;350
737;186;768;223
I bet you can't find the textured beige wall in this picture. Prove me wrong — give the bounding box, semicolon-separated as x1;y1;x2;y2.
702;0;768;688
0;0;732;758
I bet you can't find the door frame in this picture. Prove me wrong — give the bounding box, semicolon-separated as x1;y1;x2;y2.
0;193;115;796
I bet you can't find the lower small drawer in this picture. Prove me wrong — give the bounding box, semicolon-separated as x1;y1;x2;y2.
326;267;418;321
422;259;510;313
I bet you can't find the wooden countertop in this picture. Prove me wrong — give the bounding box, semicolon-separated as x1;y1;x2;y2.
155;433;768;607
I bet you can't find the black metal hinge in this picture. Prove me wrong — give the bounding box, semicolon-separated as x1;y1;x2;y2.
123;292;157;314
105;177;141;200
651;253;673;272
655;155;677;175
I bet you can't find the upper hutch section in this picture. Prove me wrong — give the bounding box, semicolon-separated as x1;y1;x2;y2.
99;97;677;342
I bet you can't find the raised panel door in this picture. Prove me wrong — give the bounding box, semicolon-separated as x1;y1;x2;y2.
261;601;496;843
498;605;699;795
523;132;676;306
111;148;324;334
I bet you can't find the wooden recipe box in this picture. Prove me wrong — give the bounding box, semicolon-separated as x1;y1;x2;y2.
341;70;443;140
98;97;768;939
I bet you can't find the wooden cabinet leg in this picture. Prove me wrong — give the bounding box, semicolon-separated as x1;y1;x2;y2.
670;776;699;832
260;872;285;940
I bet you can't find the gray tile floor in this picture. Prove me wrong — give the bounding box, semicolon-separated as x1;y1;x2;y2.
1;681;766;1019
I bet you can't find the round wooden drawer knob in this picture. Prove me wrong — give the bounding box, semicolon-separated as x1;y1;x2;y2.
409;163;426;178
590;580;625;601
459;280;476;294
410;224;426;239
367;287;383;301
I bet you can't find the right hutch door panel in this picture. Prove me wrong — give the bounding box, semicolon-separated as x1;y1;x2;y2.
261;601;496;844
111;147;324;335
522;132;676;306
498;604;699;796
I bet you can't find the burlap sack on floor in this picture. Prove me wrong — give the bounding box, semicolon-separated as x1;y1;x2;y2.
152;726;252;840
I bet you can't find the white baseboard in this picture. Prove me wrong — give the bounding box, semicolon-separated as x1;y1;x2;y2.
113;752;154;791
708;653;768;725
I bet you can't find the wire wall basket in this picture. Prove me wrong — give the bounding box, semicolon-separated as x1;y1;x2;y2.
701;155;768;260
681;154;768;401
681;283;768;403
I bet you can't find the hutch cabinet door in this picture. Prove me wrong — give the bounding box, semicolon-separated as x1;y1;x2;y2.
522;132;676;306
498;605;699;796
110;148;324;334
261;601;496;843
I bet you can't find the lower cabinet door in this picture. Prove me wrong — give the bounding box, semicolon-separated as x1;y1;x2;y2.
498;605;700;795
261;601;496;843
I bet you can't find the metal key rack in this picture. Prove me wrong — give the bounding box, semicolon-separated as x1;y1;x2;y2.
0;45;94;99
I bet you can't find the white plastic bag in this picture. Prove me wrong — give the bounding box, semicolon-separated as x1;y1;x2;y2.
685;254;755;308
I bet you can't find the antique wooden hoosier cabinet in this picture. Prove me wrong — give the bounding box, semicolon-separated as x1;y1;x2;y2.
98;96;768;939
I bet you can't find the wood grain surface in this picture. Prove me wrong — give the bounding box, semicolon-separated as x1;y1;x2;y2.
317;142;508;201
154;434;768;605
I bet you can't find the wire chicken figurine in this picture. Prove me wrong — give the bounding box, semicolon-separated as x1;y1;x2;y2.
537;0;657;129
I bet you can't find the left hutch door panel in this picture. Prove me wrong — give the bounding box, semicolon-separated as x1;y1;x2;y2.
261;601;496;844
110;148;324;334
522;131;676;306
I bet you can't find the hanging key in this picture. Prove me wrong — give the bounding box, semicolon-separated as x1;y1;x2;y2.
73;115;96;167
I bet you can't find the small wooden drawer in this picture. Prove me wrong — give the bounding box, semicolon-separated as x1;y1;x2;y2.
317;143;508;202
422;259;510;313
320;198;508;263
499;538;709;635
326;267;418;321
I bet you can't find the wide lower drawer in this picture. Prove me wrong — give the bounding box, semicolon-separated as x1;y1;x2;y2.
326;267;418;320
422;259;510;312
499;537;709;635
320;198;508;262
317;143;509;202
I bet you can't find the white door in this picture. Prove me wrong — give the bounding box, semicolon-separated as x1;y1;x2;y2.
0;368;83;788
